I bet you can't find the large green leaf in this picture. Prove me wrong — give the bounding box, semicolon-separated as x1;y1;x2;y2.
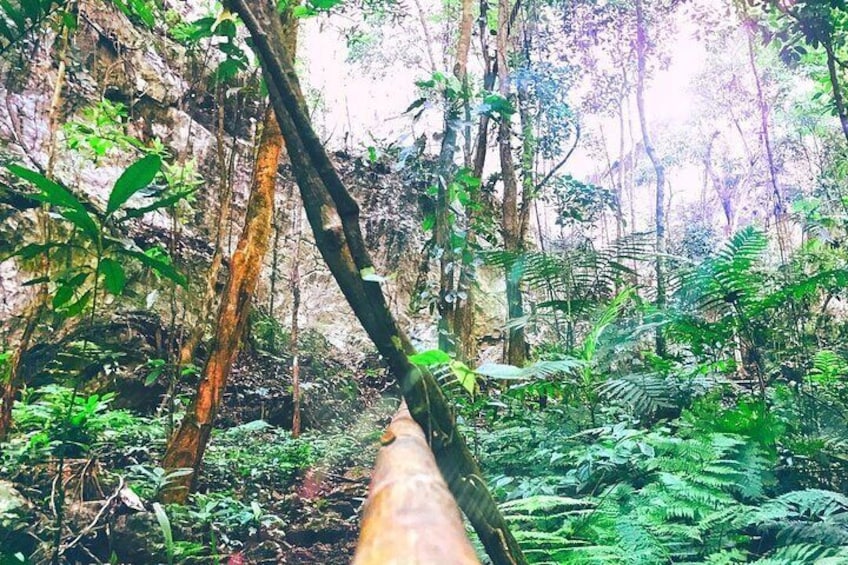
99;257;126;295
121;248;186;287
408;349;452;366
8;165;100;239
106;154;162;217
450;360;477;395
9;165;82;211
52;271;89;309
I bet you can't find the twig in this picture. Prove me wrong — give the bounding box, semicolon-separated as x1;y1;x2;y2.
60;476;125;555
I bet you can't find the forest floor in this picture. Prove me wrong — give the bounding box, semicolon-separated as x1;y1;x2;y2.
1;327;397;564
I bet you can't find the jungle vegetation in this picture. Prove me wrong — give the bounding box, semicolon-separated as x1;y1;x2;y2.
3;0;848;563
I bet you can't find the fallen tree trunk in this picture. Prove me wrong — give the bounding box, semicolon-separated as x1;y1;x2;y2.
227;2;526;563
353;403;480;565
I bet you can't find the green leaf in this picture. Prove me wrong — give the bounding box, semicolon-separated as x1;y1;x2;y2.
8;165;100;239
99;257;126;295
62;289;92;317
122;249;186;286
421;213;435;232
404;97;427;114
52;271;89;309
3;242;61;261
52;284;75;309
120;188;198;220
292;5;314;17
144;358;166;386
480;93;515;117
153;502;175;565
360;266;385;283
8;165;82;211
21;276;49;286
106;154;162;217
408;349;452;366
450;360;477;395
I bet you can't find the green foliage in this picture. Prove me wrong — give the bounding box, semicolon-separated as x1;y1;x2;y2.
5;154;187;314
63;100;141;159
203;420;317;492
0;0;66;54
290;0;345;18
153;502;175;565
547;175;615;227
483;234;652;335
8;385;134;460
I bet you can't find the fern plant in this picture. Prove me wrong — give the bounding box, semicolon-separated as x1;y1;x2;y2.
496;424;775;564
483;233;653;347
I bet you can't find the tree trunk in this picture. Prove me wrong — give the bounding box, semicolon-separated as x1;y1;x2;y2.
745;23;787;261
288;198;303;438
228;2;526;563
454;0;497;363
353;403;480;564
497;0;527;367
0;305;39;440
160;107;282;502
434;0;475;356
824;40;848;145
635;0;666;356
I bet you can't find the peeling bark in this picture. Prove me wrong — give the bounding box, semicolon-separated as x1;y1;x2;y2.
160;107;282;502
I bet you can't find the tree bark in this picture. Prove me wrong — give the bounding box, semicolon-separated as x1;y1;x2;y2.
288;197;303;438
454;0;497;363
0;305;40;440
634;0;666;356
824;40;848;145
228;2;526;563
745;23;787;261
160;107;282;502
497;0;527;367
434;0;475;356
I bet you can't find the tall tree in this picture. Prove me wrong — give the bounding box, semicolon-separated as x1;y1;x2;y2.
498;0;529;367
423;0;476;357
634;0;667;355
759;0;848;144
160;106;282;502
161;4;300;501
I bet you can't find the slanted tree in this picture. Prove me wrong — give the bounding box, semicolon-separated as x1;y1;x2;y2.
161;4;300;501
160;107;283;502
227;1;526;562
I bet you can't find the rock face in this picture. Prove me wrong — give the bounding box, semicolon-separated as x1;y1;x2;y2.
0;0;431;358
0;480;32;554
